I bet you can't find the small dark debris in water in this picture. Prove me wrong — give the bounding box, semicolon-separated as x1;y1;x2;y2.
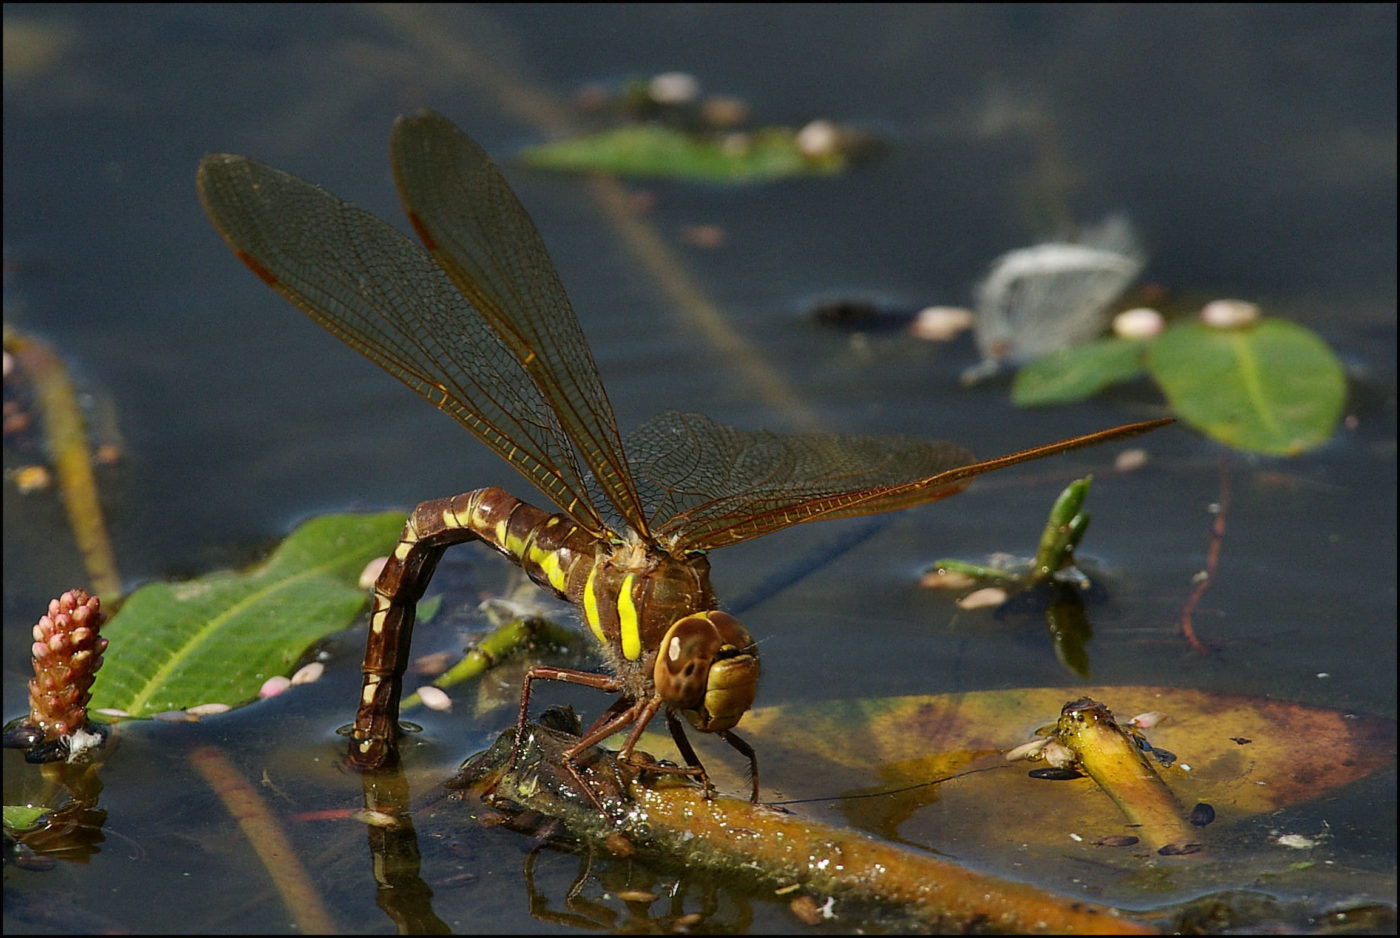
1093;835;1140;847
1190;802;1216;827
1158;841;1204;856
2;721;45;750
13;852;58;872
1147;746;1177;766
1229;736;1252;745
1028;767;1084;781
807;297;912;331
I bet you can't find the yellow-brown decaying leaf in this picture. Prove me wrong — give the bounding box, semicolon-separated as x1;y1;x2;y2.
639;686;1392;873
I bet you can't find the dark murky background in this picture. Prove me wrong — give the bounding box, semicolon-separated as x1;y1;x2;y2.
4;5;1395;933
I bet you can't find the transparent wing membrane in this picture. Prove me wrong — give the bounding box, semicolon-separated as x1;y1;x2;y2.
627;411;1170;551
197;149;609;535
390;111;648;536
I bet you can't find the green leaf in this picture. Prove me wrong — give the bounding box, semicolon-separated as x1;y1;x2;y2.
1011;337;1149;406
89;512;406;718
3;805;48;832
519;125;845;182
1146;319;1345;455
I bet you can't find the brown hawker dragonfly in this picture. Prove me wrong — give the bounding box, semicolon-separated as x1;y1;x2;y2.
197;110;1169;805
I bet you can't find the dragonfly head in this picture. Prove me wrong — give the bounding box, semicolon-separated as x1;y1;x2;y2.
653;610;760;734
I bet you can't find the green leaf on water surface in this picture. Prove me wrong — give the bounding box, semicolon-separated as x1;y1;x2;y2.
519;124;846;182
88;512;406;719
1146;319;1345;455
1011;337;1150;406
3;805;48;833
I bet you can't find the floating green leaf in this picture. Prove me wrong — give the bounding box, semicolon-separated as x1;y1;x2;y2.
519;125;845;182
88;512;405;718
3;805;48;833
1146;319;1345;455
1011;337;1149;406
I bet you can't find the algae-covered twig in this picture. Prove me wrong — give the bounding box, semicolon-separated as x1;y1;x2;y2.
450;717;1157;934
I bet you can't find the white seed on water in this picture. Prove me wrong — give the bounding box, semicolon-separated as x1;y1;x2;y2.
1127;710;1167;730
1005;738;1051;761
649;71;700;105
919;568;978;591
260;675;292;698
417;685;452;712
187;703;231;717
796;120;840;158
910;306;975;342
1114;448;1150;472
1200;298;1260;329
957;587;1008;610
291;661;324;685
1112;306;1164;339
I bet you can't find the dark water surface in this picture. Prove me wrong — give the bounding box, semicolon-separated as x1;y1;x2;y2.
4;5;1394;933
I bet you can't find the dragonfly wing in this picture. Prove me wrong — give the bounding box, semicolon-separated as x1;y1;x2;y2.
628;411;1172;551
390;110;649;538
197;152;608;534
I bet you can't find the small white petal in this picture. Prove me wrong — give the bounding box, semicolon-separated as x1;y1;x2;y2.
416;685;452;712
187;703;231;717
1127;711;1167;730
1006;738;1051;761
957;587;1008;610
649;72;700;105
260;675;292;698
1114;448;1150;472
1112;306;1164;339
911;306;975;342
1200;299;1259;328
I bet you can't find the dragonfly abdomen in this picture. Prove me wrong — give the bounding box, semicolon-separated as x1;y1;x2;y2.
350;486;595;766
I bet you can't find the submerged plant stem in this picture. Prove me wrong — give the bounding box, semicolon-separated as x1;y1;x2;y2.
5;328;122;598
189;746;336;934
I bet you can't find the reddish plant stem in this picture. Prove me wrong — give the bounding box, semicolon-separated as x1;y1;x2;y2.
1180;453;1230;655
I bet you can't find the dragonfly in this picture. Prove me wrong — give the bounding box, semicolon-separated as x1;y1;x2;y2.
197;110;1170;806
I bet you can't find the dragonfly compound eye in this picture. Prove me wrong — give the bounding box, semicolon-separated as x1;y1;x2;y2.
656;612;759;732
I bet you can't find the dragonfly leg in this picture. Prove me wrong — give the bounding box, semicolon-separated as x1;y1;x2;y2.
663;710;715;799
511;665;627;785
718;729;761;802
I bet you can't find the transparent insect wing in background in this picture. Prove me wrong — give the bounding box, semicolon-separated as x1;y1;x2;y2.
964;215;1143;383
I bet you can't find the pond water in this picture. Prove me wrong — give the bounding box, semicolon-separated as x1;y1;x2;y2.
4;5;1395;933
